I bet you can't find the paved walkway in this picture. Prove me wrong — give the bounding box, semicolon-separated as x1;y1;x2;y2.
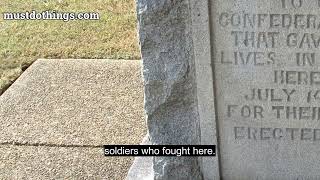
0;59;146;179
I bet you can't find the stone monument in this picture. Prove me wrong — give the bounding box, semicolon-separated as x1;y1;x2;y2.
129;0;320;179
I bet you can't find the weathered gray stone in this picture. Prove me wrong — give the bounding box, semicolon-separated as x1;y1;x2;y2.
212;0;320;179
136;0;203;179
190;0;220;179
132;0;220;179
126;135;154;180
134;0;320;179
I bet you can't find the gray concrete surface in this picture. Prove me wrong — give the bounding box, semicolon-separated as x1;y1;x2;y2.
0;59;146;179
0;145;130;179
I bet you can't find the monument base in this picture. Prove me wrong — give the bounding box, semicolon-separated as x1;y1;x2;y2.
126;135;154;180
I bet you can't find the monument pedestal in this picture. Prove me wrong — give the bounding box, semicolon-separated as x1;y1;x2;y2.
126;135;153;180
130;0;320;179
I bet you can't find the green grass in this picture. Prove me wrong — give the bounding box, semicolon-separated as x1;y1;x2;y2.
0;0;140;94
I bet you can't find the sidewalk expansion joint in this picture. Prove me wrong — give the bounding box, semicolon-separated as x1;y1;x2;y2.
0;141;103;149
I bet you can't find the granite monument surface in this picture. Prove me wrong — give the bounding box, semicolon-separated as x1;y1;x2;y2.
130;0;320;179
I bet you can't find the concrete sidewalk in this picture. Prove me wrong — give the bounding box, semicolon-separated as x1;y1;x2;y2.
0;59;146;179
